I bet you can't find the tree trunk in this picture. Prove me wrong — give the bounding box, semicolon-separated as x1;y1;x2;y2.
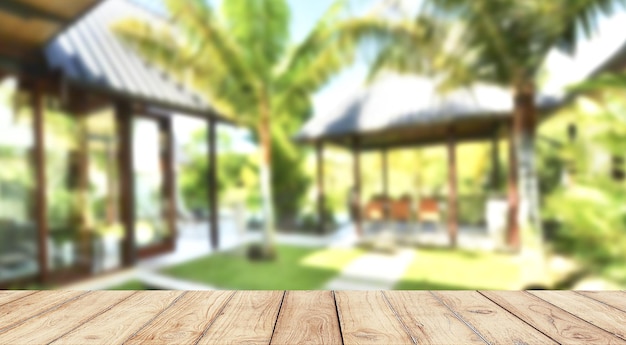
512;83;543;252
258;96;275;256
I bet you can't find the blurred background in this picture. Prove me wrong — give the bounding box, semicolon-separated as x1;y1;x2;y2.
1;0;625;291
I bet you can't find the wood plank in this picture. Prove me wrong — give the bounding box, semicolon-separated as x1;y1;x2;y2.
432;291;558;345
576;291;626;313
271;291;342;345
125;291;235;345
197;290;284;345
0;291;135;344
0;290;88;332
0;290;38;306
51;291;184;345
530;290;626;340
383;291;486;344
335;290;414;345
480;291;626;345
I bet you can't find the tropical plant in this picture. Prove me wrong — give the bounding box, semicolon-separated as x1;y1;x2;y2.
344;0;626;250
114;0;355;256
543;76;626;284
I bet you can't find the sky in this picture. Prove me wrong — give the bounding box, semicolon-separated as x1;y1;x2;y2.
130;0;626;153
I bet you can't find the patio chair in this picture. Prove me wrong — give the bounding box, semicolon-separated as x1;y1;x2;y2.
390;196;412;222
418;198;441;231
364;195;390;221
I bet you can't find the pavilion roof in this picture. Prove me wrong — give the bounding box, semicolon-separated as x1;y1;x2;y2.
44;0;220;119
0;0;100;73
295;74;564;150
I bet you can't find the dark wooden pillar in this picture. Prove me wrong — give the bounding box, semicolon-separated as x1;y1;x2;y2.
447;128;458;248
77;113;91;267
507;124;520;250
352;137;362;236
159;117;177;246
381;148;389;219
32;85;48;283
316;141;325;234
491;131;501;190
115;101;136;266
208;118;219;250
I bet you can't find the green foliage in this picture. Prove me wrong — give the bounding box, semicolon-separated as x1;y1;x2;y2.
546;180;626;268
179;136;259;213
270;129;310;224
542;78;626;283
115;0;356;240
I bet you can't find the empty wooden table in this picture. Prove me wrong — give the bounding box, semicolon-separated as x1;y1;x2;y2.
0;290;625;344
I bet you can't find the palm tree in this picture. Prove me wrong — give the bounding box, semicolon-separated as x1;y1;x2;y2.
345;0;626;251
114;0;355;257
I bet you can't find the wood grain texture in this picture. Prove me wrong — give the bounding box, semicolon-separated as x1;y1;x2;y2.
0;290;624;345
0;290;88;333
196;290;284;345
383;291;486;345
51;291;184;345
271;291;342;345
0;291;135;345
0;290;38;306
335;290;414;345
480;290;626;345
530;290;626;341
576;291;626;313
432;291;558;345
125;290;235;345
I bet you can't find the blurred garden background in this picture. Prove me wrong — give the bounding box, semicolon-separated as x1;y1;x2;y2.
1;0;626;291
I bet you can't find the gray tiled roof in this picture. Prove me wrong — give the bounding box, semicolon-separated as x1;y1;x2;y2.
296;74;563;144
45;0;216;117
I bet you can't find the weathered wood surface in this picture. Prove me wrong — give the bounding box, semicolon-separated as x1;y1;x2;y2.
0;290;625;344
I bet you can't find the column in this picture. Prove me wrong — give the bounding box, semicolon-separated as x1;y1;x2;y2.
352;137;362;236
32;85;48;283
159;117;177;247
316;141;325;234
115;101;136;266
447;128;458;248
381;148;389;219
207;118;219;250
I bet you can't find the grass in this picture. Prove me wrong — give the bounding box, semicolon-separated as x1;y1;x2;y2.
395;248;522;290
162;245;364;290
106;280;152;290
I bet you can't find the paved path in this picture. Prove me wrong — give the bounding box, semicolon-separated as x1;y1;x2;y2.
324;248;415;290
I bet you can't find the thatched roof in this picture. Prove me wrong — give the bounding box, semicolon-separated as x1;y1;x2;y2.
45;0;219;118
295;74;563;150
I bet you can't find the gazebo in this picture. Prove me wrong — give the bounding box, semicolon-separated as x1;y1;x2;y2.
0;0;225;286
295;74;564;248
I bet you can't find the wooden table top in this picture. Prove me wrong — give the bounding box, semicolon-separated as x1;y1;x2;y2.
0;290;625;344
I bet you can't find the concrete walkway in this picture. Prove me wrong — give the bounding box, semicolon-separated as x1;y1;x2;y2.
324;249;415;290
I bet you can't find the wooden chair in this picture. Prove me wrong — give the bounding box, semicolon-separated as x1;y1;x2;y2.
390;196;412;222
417;198;441;224
364;196;389;221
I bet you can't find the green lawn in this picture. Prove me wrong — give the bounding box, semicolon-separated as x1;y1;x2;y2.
106;280;152;290
162;245;364;289
395;248;522;290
